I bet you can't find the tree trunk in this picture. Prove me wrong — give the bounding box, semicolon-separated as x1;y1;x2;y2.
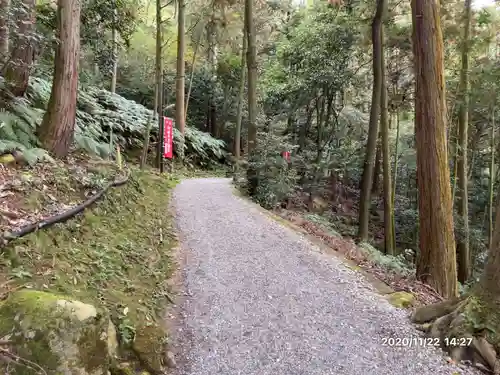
185;29;202;122
110;4;118;93
298;106;313;153
481;193;500;302
489;108;495;249
155;0;163;172
175;0;185;160
411;184;500;373
380;32;395;255
244;0;258;195
0;0;9;68
372;135;381;195
140;83;158;169
392;110;400;205
466;198;500;372
409;188;500;373
245;0;257;153
4;0;35;97
412;0;457;298
455;0;472;284
358;0;384;242
206;18;217;138
37;0;80;158
234;26;247;159
451;124;459;206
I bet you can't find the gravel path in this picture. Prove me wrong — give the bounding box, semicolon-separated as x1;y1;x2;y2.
170;178;478;375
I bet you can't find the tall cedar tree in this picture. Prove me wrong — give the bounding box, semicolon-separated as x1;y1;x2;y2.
456;0;472;283
110;1;118;93
175;0;186;160
245;0;257;153
3;0;35;97
37;0;81;158
0;0;9;68
380;26;395;255
412;0;457;298
244;0;258;194
206;17;217;137
234;26;247;159
357;0;384;242
155;0;163;171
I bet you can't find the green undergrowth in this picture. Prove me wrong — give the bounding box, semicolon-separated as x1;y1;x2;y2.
173;164;229;179
1;168;179;366
292;211;415;277
358;242;414;277
304;213;342;237
0;76;227;167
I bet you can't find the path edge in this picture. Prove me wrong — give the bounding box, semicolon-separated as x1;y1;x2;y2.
230;183;396;298
163;182;196;374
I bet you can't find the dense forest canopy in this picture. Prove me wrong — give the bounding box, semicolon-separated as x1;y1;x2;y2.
3;0;500;371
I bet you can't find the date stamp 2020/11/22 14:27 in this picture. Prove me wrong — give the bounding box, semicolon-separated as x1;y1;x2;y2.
381;336;473;348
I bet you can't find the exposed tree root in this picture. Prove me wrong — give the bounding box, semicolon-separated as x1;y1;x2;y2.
0;345;47;375
411;296;466;324
411;295;500;374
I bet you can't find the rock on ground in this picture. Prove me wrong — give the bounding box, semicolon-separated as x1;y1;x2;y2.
170;178;479;375
0;289;118;375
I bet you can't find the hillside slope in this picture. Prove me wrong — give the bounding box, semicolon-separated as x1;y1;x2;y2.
0;76;226;167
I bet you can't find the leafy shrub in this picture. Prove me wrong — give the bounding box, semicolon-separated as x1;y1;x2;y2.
175;127;226;167
359;242;414;277
304;213;341;237
244;132;299;209
394;206;419;247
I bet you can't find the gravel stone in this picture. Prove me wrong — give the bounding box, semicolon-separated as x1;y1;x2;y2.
170;178;480;375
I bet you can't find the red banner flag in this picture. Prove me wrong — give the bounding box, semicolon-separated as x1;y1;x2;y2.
281;151;290;161
163;117;173;159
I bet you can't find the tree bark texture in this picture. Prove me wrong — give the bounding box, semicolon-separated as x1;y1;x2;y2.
155;0;163;171
37;0;80;159
412;0;458;298
380;33;395;255
455;0;472;284
0;0;9;68
206;18;217;138
245;0;257;153
372;135;381;195
175;0;186;160
234;26;247;159
357;0;384;242
4;0;35;97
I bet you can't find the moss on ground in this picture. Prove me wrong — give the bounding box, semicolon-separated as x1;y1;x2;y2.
0;289;115;375
386;291;415;308
0;167;179;373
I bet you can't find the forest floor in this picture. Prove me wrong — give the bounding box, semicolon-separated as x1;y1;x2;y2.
0;153;120;235
169;177;480;375
0;155;180;373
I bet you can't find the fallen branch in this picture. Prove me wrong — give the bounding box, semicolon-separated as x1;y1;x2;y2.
165;291;175;304
0;169;131;249
0;347;47;375
0;208;20;220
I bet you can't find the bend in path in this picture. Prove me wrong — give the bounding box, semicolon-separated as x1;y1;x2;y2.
170;178;477;375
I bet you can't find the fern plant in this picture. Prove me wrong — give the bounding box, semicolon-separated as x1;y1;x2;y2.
1;75;227;166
